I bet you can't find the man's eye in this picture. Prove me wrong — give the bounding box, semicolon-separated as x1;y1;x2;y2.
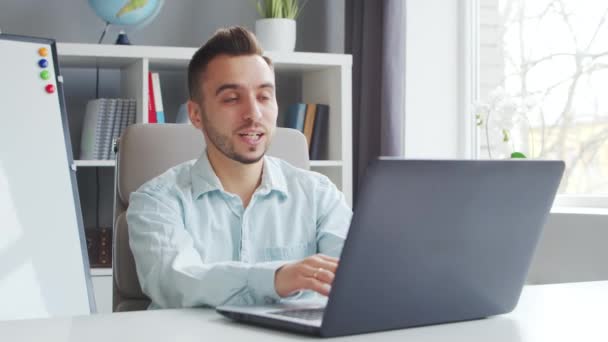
223;97;238;103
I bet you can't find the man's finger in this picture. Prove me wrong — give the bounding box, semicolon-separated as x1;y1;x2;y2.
314;267;335;285
307;258;338;274
315;254;339;263
303;277;332;296
302;264;335;285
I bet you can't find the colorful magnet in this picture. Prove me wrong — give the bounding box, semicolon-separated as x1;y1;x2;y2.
38;47;48;57
45;84;55;94
40;70;50;80
38;59;48;68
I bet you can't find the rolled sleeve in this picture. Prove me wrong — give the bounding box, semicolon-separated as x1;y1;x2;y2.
315;176;353;257
247;261;289;303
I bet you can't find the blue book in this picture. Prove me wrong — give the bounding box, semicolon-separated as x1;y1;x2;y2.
283;103;307;131
310;104;329;160
156;111;165;124
151;72;165;123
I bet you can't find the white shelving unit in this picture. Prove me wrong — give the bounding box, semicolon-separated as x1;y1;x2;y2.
74;160;116;167
57;43;352;313
90;268;112;276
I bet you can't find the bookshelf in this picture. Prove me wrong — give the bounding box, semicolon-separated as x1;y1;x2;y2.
56;43;352;313
74;160;116;167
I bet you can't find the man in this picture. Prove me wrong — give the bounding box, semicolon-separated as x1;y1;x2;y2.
127;26;352;309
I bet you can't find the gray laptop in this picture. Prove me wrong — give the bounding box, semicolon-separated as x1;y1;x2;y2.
217;159;565;337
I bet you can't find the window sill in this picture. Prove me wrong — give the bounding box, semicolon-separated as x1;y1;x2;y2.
550;207;608;216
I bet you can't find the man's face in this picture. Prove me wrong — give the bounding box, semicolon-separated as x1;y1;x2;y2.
189;54;278;164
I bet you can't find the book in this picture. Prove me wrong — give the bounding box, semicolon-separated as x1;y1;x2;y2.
80;99;112;160
80;99;101;160
283;103;306;131
151;72;165;123
85;227;112;268
80;98;137;160
302;103;317;149
280;102;329;159
310;104;329;160
97;227;112;267
108;99;121;159
96;99;113;159
84;227;98;268
147;72;157;123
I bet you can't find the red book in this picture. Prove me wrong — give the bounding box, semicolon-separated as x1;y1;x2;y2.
148;72;157;123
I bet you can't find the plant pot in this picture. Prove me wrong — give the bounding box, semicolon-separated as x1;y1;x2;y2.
255;18;296;52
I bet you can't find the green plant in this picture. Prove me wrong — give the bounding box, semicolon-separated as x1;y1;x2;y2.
256;0;308;19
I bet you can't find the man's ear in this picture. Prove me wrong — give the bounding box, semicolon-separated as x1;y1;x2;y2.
187;100;203;129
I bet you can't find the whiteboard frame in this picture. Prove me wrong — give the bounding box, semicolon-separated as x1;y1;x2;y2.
0;33;96;314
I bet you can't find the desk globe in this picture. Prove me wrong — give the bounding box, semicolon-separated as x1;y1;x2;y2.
88;0;164;44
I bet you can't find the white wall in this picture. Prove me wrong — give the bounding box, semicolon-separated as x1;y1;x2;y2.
528;211;608;284
405;0;462;159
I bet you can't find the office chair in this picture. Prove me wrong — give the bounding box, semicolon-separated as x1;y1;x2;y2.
112;124;310;312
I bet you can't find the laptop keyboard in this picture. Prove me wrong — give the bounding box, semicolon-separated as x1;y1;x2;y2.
271;308;325;321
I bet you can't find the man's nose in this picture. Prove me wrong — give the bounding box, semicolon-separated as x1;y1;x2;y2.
243;94;263;121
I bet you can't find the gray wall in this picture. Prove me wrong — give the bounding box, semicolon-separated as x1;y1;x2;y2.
0;0;344;229
0;0;344;52
0;0;345;147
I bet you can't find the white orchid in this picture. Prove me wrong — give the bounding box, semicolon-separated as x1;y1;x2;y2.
476;87;530;159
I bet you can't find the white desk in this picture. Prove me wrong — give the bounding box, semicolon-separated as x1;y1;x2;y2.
1;281;607;341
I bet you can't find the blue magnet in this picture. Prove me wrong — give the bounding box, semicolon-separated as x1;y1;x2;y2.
38;59;48;68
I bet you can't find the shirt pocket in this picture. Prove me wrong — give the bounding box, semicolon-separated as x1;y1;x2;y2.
258;242;316;262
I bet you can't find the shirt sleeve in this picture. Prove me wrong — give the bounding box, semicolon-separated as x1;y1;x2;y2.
314;176;353;258
126;189;288;309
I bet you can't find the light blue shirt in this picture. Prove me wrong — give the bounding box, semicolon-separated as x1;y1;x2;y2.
127;152;352;309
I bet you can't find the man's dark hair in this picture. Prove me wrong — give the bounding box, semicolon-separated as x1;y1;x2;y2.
187;26;273;101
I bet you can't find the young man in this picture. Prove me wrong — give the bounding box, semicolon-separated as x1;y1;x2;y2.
127;27;352;309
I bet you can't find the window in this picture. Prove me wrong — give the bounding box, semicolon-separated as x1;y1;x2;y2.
478;0;608;199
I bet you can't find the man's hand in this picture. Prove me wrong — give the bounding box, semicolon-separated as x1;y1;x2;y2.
274;254;339;297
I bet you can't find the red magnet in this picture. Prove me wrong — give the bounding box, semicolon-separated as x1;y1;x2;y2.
45;84;55;94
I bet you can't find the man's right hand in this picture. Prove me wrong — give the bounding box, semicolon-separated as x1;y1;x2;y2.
274;254;339;297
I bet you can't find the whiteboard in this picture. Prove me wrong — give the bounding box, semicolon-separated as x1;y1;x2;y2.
0;35;95;320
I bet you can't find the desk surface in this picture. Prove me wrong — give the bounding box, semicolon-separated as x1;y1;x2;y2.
1;281;607;341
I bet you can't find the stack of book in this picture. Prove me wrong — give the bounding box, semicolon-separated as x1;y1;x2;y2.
79;98;136;160
282;103;329;160
85;227;112;268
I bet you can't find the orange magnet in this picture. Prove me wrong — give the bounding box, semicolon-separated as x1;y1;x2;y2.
38;47;49;57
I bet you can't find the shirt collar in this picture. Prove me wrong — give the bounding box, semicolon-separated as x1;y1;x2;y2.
191;151;288;199
259;156;288;198
191;151;224;198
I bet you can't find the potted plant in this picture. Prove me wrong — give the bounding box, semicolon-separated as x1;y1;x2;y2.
255;0;307;52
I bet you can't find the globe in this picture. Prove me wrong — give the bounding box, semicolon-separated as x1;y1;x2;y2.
88;0;163;27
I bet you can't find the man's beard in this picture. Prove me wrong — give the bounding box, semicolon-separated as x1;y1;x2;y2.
201;115;267;165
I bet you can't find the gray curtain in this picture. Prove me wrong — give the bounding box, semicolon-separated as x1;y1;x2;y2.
345;0;406;204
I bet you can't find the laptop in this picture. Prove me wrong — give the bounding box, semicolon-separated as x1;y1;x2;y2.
217;159;565;337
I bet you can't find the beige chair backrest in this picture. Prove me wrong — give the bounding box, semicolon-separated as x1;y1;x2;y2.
112;124;310;311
